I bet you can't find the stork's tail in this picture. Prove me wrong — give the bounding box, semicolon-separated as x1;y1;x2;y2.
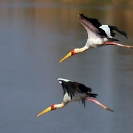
87;92;98;98
109;25;128;38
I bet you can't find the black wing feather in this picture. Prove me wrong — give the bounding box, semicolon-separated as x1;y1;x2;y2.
72;81;92;93
60;81;66;95
59;79;92;98
59;81;77;99
79;14;101;29
78;14;107;37
109;25;128;38
58;79;97;107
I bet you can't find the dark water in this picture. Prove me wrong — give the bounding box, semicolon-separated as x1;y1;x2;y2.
0;1;133;133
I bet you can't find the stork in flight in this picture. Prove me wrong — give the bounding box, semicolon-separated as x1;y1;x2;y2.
59;14;133;63
37;78;113;117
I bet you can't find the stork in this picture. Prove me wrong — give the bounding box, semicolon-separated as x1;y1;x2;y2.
37;78;113;117
59;14;133;63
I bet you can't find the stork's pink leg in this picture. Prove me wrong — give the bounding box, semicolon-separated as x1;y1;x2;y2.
104;41;133;49
85;98;114;112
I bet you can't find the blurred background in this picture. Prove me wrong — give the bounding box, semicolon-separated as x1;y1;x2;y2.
0;0;133;133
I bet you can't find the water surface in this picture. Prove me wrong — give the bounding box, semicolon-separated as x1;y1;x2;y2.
0;1;133;133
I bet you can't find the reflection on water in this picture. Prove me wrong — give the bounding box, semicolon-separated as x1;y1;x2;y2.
0;1;133;133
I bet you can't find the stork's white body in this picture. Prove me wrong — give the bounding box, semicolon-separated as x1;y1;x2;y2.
37;78;114;117
85;24;116;48
85;37;107;48
63;92;87;102
59;14;132;63
58;78;89;102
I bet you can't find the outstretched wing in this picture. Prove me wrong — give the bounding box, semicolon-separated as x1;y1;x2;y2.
72;81;92;93
58;78;92;99
58;79;77;99
78;14;107;38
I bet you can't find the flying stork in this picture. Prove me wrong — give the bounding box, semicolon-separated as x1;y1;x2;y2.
37;78;113;117
59;14;133;63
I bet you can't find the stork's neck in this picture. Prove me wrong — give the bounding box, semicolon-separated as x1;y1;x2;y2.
54;102;67;109
74;46;89;54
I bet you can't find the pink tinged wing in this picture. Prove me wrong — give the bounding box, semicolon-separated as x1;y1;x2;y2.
85;98;114;112
78;14;102;37
78;16;98;33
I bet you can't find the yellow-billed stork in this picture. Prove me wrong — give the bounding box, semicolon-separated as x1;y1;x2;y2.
59;14;133;63
37;78;113;117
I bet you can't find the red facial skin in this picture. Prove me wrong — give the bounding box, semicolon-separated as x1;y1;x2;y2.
51;104;56;110
71;49;75;55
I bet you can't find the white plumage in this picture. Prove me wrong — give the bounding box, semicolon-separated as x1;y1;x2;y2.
100;25;113;38
59;14;132;63
37;78;113;117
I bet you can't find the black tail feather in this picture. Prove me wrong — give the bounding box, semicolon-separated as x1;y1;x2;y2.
87;92;98;98
108;38;119;42
109;25;128;38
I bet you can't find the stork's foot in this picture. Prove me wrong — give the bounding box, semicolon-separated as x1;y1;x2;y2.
106;107;114;112
130;46;133;49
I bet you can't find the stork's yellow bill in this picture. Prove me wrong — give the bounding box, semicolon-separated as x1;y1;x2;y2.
37;107;51;117
37;78;114;117
59;52;72;63
37;105;56;117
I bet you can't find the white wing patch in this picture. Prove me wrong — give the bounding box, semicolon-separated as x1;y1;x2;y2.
58;78;72;83
100;25;113;38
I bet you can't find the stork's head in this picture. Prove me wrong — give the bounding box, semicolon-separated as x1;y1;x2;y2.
59;47;89;63
59;49;78;63
37;104;56;117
